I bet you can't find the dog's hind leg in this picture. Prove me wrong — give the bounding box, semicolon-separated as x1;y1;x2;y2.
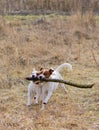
60;83;68;93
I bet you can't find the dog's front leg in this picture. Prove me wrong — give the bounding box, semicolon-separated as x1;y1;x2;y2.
41;91;53;110
41;88;47;110
34;88;41;104
27;90;31;106
43;91;53;104
27;82;33;106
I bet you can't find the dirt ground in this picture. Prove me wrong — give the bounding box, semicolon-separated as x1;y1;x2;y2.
0;14;99;130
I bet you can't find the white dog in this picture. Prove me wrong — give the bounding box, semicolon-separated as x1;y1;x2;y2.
27;63;72;109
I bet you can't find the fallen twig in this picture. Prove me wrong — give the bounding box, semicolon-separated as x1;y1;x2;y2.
26;77;94;89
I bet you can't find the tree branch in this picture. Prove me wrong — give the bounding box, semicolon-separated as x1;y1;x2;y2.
26;77;94;89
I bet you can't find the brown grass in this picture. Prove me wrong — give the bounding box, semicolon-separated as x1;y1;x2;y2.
0;14;99;130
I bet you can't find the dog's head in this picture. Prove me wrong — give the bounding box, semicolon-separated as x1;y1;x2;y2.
38;68;54;79
32;67;54;79
31;69;41;84
31;67;54;84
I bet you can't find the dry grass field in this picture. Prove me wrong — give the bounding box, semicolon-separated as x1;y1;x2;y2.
0;13;99;130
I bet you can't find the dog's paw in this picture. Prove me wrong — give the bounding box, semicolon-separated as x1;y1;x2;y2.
40;107;45;111
35;102;38;104
27;103;31;107
40;103;46;110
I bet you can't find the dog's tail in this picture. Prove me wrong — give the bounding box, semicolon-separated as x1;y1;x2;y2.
55;63;72;72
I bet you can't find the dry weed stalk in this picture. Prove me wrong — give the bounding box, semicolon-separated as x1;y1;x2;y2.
90;41;99;68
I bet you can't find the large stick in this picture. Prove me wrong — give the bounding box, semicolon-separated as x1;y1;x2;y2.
26;77;94;88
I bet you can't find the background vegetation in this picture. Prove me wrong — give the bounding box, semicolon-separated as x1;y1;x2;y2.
0;0;99;15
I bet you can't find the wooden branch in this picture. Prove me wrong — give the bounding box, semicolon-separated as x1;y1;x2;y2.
26;77;94;89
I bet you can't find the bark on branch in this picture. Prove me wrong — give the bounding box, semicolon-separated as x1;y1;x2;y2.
26;77;94;89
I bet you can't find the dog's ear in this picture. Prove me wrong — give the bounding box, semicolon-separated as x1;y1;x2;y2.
49;68;54;74
33;68;35;71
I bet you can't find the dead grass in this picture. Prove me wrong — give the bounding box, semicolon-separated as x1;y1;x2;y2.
0;14;99;130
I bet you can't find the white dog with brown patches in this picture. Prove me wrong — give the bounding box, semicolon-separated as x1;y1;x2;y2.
27;63;72;110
